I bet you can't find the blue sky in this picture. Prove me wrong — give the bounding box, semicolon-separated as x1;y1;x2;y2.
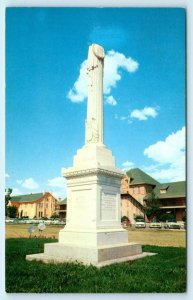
6;8;186;198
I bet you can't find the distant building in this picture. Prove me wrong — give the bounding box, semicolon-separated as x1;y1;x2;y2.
58;198;67;219
121;168;186;224
9;192;59;218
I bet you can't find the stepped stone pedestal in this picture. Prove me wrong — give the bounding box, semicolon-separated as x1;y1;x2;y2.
26;144;155;266
26;44;156;266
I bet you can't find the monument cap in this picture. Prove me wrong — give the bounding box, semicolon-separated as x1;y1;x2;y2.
92;44;105;59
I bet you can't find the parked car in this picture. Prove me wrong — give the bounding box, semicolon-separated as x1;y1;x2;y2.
135;221;146;228
176;221;185;229
149;222;162;229
51;220;60;225
58;220;66;225
44;220;52;225
164;222;181;229
26;219;35;224
5;219;14;223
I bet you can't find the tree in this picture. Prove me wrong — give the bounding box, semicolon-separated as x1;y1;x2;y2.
143;191;160;221
158;212;175;222
51;213;59;219
5;188;12;217
7;206;17;218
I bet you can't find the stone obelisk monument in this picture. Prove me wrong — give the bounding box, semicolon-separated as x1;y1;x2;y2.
26;44;154;266
86;44;104;145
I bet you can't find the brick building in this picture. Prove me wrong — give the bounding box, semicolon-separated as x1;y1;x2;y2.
121;168;186;224
58;198;67;219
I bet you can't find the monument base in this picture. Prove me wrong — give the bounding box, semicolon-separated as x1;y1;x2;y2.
58;228;129;247
26;242;156;267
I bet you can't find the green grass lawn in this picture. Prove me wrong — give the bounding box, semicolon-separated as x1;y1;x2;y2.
6;238;186;293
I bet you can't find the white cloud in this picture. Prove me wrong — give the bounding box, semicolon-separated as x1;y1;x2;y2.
11;188;22;196
5;173;10;178
143;127;186;182
105;95;117;106
122;161;135;171
17;178;39;189
130;107;158;121
48;177;67;199
116;106;158;124
48;177;66;189
144;127;185;164
67;60;87;102
103;50;139;94
67;50;139;104
120;116;127;121
144;163;185;182
16;180;22;185
142;164;161;173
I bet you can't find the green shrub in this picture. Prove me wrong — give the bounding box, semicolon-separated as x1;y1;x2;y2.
121;216;129;222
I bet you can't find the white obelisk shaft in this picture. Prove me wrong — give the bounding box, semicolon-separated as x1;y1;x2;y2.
85;44;105;145
25;43;149;267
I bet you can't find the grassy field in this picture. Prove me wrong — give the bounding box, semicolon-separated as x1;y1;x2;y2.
127;227;186;248
5;238;186;293
5;223;63;239
6;224;186;247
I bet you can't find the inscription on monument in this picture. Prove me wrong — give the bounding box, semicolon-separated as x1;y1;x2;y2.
70;189;93;227
101;192;117;220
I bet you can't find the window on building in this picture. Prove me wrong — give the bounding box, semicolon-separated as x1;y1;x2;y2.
138;186;140;193
132;187;135;194
146;186;151;193
46;203;48;208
